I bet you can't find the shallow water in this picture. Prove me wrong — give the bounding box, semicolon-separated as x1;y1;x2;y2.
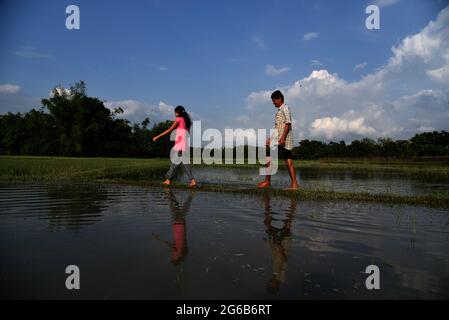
0;183;448;299
181;166;449;196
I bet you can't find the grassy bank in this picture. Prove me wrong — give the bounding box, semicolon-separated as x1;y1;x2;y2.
0;155;169;181
1;155;448;208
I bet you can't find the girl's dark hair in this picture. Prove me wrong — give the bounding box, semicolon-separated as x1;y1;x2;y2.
175;105;192;130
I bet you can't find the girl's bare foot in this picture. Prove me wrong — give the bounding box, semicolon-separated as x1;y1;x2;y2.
188;179;197;188
257;181;271;188
162;179;171;185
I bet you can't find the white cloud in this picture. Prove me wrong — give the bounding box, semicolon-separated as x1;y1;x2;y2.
158;101;174;116
417;126;436;133
11;47;53;59
252;36;266;49
426;61;449;85
265;64;290;76
0;84;21;94
310;59;323;67
48;87;72;97
303;32;319;41
354;62;368;71
159;66;168;71
246;90;272;111
244;6;449;141
104;100;175;123
310;116;377;140
235;115;250;124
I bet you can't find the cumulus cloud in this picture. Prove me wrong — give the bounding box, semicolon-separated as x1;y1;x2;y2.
426;52;449;85
246;90;271;111
244;6;449;141
104;100;175;123
303;32;319;41
48;87;72;97
310;116;377;140
0;84;21;94
265;64;290;76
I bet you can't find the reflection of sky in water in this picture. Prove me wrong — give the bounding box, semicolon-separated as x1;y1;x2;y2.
0;183;448;299
177;167;449;196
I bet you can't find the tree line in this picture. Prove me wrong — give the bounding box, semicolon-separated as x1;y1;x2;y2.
291;133;449;159
1;81;448;159
0;81;172;158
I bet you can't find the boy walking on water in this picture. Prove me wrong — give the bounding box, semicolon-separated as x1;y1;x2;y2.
257;90;300;190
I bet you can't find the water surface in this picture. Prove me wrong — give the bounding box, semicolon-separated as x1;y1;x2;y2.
0;183;448;299
183;166;449;196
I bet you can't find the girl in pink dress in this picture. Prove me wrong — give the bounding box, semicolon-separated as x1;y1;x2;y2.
152;105;196;187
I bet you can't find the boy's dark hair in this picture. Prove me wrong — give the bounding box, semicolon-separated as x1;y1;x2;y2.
271;90;284;101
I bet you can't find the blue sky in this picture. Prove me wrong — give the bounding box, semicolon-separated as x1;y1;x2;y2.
1;0;448;141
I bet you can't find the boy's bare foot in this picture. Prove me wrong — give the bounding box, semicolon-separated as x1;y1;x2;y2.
257;181;271;188
162;179;171;185
188;179;197;188
283;185;299;191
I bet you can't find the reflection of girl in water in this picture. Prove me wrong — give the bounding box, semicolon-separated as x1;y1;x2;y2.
171;212;188;264
153;189;193;265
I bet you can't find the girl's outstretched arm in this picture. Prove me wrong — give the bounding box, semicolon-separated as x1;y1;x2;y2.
152;121;178;142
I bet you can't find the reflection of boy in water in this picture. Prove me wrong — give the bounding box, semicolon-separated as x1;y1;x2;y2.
263;193;297;294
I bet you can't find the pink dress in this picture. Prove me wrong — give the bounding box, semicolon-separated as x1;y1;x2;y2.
172;222;186;262
173;117;188;152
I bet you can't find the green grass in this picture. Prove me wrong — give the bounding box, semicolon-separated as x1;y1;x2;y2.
1;155;448;208
0;155;169;181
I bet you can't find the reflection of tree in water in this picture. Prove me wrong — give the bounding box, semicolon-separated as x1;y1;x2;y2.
262;192;297;294
45;184;108;233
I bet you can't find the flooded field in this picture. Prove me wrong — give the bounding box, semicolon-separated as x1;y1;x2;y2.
1;182;448;299
183;167;449;196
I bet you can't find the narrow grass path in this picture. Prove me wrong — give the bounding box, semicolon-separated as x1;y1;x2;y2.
1;155;448;208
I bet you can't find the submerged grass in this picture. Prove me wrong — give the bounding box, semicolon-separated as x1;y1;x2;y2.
1;155;449;208
206;159;449;181
94;178;449;209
